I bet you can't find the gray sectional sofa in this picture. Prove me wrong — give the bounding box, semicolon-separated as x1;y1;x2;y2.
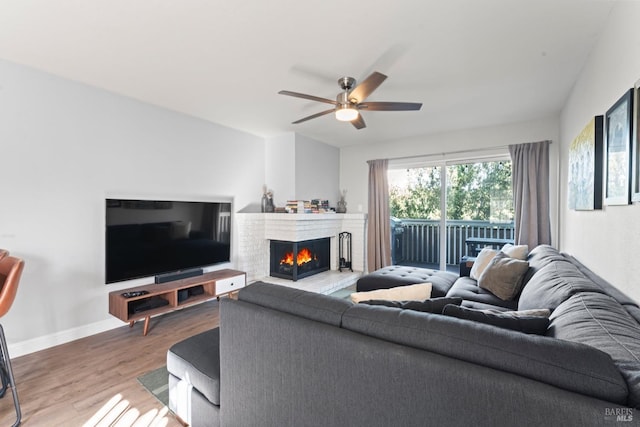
167;245;640;426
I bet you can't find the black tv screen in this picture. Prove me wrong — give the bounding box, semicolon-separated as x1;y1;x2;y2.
105;198;232;284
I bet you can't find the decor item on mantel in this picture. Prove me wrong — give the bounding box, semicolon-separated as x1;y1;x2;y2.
568;116;603;210
336;189;347;213
261;186;274;213
605;89;634;206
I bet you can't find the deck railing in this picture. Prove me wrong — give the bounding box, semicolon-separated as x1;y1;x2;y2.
391;218;515;268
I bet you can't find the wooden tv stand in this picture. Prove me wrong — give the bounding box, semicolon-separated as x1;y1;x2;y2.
108;269;246;335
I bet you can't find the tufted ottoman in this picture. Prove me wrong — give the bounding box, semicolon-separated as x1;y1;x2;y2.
356;265;458;297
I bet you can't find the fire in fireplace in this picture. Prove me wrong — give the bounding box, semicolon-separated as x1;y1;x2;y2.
270;238;330;281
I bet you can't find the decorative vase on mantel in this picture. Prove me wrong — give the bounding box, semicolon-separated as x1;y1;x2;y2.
265;194;274;213
261;185;274;213
336;190;347;213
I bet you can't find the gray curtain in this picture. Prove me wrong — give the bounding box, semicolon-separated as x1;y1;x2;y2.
367;159;391;271
509;140;551;247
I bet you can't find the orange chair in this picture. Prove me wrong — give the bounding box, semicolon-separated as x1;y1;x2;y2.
0;249;8;260
0;256;24;426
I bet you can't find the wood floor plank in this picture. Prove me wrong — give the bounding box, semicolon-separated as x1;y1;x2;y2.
0;298;221;426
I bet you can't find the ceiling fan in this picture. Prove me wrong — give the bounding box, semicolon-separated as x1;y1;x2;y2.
278;71;422;130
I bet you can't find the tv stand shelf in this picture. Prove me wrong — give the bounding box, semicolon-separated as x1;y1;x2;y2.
108;269;246;335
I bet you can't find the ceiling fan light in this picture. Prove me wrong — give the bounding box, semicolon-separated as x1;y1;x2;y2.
335;105;359;122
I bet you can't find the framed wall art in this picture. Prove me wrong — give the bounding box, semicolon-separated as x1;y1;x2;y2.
568;116;603;210
632;79;640;202
605;89;634;206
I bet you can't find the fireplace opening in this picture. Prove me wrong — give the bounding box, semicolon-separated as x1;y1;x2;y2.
270;238;330;281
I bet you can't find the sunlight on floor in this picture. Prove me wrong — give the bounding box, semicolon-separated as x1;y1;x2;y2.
82;394;169;427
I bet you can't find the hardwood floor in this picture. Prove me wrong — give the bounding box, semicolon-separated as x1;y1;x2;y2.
0;299;221;426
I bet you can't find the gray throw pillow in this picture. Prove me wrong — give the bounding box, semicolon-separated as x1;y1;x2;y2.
442;304;550;334
477;251;529;300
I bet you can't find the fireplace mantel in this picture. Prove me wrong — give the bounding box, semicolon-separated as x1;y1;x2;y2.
264;213;365;242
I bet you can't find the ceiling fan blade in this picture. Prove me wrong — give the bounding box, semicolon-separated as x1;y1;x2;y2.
351;114;366;130
348;71;387;103
358;101;422;111
278;90;337;105
292;109;335;124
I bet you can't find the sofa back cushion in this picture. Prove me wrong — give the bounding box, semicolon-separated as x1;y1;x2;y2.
562;252;640;308
518;260;602;311
520;244;566;286
341;304;628;404
548;292;640;408
237;282;353;327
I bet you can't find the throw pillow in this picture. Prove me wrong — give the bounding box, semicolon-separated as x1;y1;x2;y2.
501;243;529;260
469;247;498;280
362;297;463;314
477;251;529;300
503;308;551;318
350;283;432;303
442;304;550;334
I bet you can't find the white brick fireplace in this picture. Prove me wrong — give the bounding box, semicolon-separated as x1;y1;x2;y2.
236;213;367;293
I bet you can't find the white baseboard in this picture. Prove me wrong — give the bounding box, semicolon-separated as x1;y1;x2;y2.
8;317;124;358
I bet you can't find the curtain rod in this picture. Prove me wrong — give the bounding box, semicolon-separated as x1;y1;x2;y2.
381;140;552;163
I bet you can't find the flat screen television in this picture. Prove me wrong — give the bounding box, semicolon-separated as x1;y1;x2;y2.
105;198;232;284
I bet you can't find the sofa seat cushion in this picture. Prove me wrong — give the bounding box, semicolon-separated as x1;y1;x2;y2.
518;260;603;311
341;304;628;404
167;328;221;406
356;266;458;297
547;292;640;408
446;277;518;310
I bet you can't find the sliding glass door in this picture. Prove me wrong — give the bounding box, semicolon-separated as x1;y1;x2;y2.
389;158;513;271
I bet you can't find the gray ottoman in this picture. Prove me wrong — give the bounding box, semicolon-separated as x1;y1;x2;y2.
167;328;221;427
356;265;458;297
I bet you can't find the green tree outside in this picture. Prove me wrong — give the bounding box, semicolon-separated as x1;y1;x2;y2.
389;161;513;221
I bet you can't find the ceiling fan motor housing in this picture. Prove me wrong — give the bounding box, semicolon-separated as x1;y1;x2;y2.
338;76;356;91
336;91;355;107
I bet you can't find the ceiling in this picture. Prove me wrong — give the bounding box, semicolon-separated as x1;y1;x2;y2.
0;0;616;148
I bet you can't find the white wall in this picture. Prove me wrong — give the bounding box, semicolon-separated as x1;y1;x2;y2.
560;1;640;303
0;59;266;355
265;133;296;206
265;132;340;207
340;116;561;241
294;134;340;204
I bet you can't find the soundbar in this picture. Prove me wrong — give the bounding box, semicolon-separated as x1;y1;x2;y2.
155;268;204;284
